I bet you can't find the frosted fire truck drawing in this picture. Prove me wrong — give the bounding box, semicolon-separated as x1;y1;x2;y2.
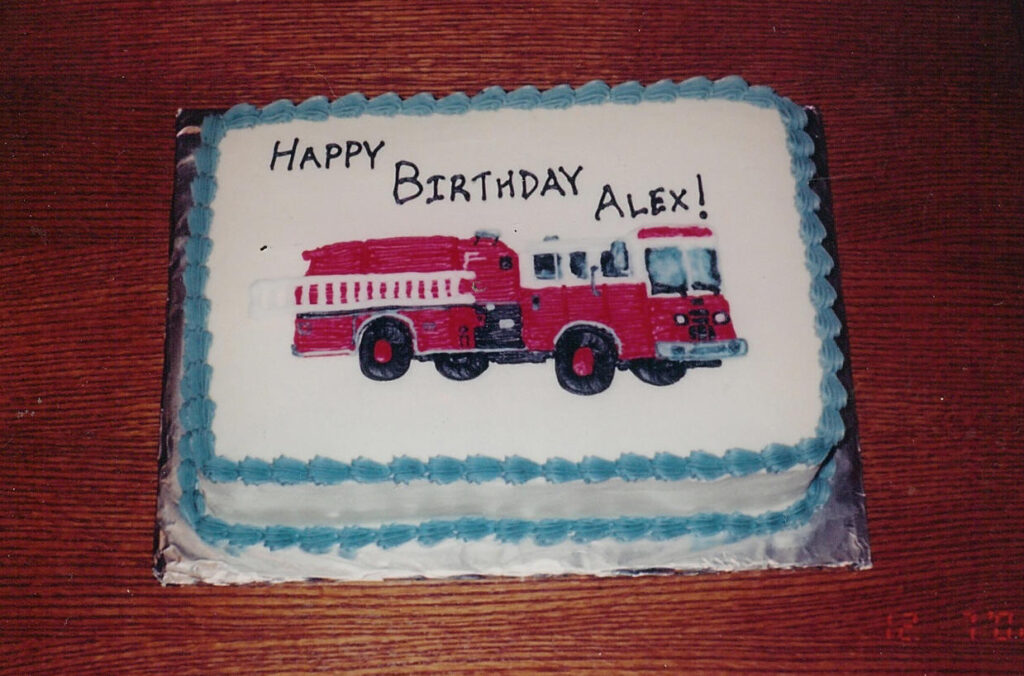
251;226;748;395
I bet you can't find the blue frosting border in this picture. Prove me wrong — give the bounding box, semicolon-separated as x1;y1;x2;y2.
178;460;836;553
175;76;846;552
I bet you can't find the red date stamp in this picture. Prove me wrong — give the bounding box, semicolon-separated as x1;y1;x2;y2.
963;611;1022;641
885;611;1023;643
885;612;921;642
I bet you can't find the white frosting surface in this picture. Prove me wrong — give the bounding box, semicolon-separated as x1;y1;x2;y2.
199;467;817;527
205;99;822;464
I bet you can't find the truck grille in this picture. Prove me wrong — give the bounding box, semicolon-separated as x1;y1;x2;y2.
688;308;716;341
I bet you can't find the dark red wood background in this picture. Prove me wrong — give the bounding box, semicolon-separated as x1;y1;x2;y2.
3;1;1022;672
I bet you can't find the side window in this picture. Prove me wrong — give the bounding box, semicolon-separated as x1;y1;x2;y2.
600;240;630;277
533;253;560;280
499;255;513;270
568;251;588;280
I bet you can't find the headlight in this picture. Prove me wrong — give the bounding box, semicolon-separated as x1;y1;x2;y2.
674;313;687;325
713;311;729;324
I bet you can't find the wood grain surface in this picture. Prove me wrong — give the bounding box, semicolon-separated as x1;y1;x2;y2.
2;0;1022;672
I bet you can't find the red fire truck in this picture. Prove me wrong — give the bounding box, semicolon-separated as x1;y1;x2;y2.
258;226;747;395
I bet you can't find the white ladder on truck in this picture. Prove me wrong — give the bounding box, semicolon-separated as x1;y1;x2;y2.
249;271;477;317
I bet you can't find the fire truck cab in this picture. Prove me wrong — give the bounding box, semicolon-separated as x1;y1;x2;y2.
515;226;747;393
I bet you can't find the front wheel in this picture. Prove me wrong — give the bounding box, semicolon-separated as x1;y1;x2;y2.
358;318;413;381
554;327;617;395
434;353;489;381
629;358;687;386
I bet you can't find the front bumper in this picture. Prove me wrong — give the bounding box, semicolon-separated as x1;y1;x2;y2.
655;338;749;362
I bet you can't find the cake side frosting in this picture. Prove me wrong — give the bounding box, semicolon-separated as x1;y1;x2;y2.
168;76;846;570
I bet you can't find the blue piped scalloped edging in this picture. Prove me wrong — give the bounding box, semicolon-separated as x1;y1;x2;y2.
176;76;845;552
178;455;836;555
198;442;832;486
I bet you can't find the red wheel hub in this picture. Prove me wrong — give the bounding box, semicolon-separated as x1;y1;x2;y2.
373;339;393;364
572;346;594;376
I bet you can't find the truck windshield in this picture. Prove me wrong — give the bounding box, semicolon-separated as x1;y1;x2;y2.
645;246;721;295
686;248;721;293
645;247;686;294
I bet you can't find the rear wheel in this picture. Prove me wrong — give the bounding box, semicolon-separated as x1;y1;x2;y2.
554;327;617;395
629;358;687;386
358;318;413;381
434;353;489;381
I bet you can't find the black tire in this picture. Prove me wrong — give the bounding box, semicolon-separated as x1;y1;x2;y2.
358;318;413;381
629;358;687;386
434;353;489;381
554;327;617;395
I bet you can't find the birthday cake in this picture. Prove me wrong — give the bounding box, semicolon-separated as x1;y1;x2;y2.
156;77;864;583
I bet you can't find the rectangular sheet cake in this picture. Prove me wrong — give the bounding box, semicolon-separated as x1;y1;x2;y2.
156;77;869;583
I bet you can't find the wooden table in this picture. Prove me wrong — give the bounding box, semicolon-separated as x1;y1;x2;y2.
3;1;1022;672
